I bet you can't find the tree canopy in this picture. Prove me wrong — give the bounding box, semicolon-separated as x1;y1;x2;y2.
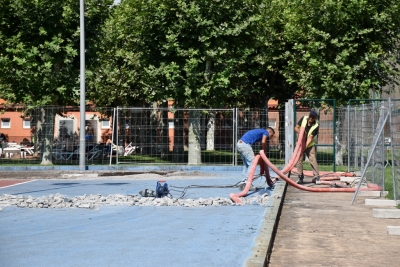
89;0;274;108
269;0;400;105
1;0;400;109
0;0;114;108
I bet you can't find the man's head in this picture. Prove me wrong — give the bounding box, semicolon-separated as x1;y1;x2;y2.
267;127;275;138
309;110;318;120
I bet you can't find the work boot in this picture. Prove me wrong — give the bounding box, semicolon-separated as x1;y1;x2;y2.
296;174;304;184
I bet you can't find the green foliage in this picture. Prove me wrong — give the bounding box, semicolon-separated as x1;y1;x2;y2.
87;0;146;107
0;0;114;108
90;0;400;108
2;0;400;109
88;0;273;108
269;0;400;105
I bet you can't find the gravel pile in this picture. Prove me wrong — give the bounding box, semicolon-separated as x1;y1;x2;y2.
0;193;270;210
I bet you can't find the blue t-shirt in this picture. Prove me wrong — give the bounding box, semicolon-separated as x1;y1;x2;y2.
240;129;269;145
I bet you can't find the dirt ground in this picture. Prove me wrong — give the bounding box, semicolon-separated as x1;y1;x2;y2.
268;184;400;267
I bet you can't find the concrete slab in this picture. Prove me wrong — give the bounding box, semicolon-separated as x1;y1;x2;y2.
268;182;400;266
357;191;388;197
373;209;400;218
365;199;400;206
387;226;400;235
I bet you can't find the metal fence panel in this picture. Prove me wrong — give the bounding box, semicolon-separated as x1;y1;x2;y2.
114;108;237;165
0;104;334;168
113;107;281;166
294;99;336;172
343;99;400;201
1;99;398;200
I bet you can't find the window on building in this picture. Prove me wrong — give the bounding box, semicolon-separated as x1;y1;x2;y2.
1;118;10;128
101;120;110;129
23;119;31;129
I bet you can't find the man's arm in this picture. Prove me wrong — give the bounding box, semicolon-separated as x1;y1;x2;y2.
294;124;301;134
306;126;318;147
306;134;314;147
261;135;268;153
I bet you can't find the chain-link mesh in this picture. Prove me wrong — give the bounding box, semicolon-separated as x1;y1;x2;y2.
237;108;281;164
294;99;336;172
115;108;237;165
0;100;398;201
0;106;115;165
0;104;340;169
342;99;400;201
0;106;282;166
114;107;281;166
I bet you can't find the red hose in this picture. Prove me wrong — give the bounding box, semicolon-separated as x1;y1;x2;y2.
229;154;260;204
281;128;306;175
259;150;381;192
259;157;275;187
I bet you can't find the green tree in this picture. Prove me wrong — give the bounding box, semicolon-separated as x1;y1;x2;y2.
89;0;274;163
90;0;274;107
0;0;113;164
258;0;400;155
269;0;400;105
86;1;146;108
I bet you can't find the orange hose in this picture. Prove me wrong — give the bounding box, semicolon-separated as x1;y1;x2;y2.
281;127;306;175
259;150;381;192
229;154;260;204
259;157;275;187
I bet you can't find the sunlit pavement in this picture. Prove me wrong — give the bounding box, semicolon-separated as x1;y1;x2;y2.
0;170;281;267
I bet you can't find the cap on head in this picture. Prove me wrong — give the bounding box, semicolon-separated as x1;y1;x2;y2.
309;110;318;118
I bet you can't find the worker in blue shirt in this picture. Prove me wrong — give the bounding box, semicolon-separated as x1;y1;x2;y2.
237;127;275;181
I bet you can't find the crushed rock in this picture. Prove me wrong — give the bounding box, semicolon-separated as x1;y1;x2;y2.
0;193;269;209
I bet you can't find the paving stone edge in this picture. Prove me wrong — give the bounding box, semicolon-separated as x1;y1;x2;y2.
243;179;287;267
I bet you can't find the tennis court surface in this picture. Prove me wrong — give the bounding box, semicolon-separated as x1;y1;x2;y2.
0;169;283;267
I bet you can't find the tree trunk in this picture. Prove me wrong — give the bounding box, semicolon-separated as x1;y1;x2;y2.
149;102;159;155
188;110;202;164
159;102;169;158
119;111;127;149
206;111;215;151
335;111;346;166
38;107;54;165
335;136;344;165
